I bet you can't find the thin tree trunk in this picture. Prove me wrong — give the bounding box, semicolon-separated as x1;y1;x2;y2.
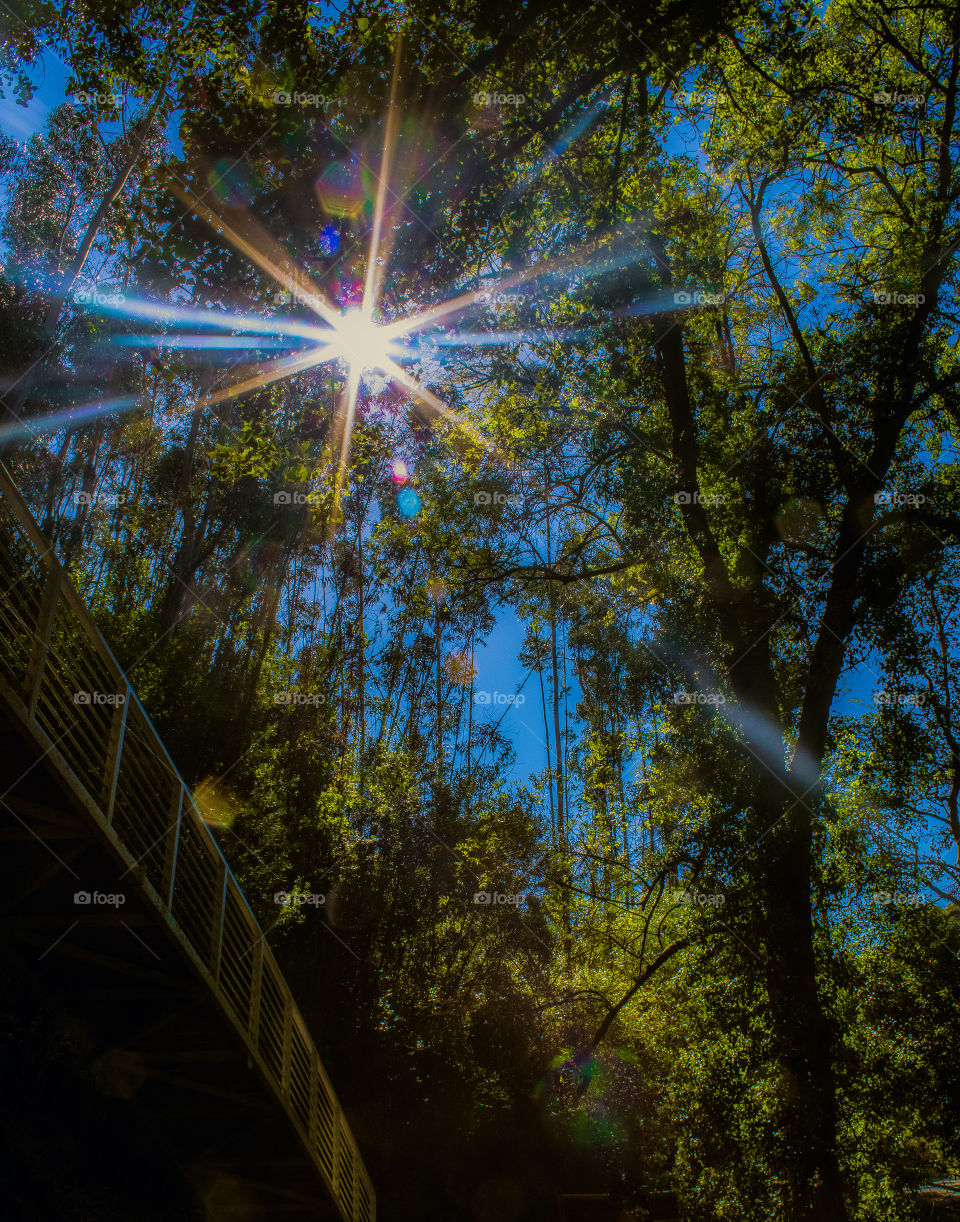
357;520;367;765
435;608;442;773
537;648;555;846
1;71;172;441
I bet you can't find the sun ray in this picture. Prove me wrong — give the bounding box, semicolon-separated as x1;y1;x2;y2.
423;329;590;348
381;227;667;341
380;254;588;340
331;363;363;527
169;182;344;329
362;36;404;317
93;294;332;342
110;334;293;350
380;357;502;458
196;346;336;412
507;92;612;202
0;395;141;446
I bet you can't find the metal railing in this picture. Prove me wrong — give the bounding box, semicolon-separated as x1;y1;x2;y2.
0;466;374;1222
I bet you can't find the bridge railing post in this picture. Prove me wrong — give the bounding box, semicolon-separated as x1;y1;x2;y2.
308;1052;319;1168
210;860;227;982
333;1104;343;1201
281;993;293;1099
26;568;61;720
248;935;264;1048
103;681;130;825
164;783;184;912
338;1118;355;1222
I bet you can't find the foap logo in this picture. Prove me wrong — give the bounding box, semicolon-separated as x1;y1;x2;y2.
673;691;725;707
274;490;323;506
473;90;526;107
674;890;725;907
873;690;925;708
872;90;924;108
674;491;726;507
274;690;326;706
73;490;128;507
473;690;526;706
273;90;327;107
75;287;125;306
274;890;325;906
74;890;126;906
74;691;125;706
674;290;725;306
474;491;524;508
872;290;925;305
73;89;123;106
874;490;926;507
273;287;324;309
473;891;526;906
871;890;924;907
477;291;527;309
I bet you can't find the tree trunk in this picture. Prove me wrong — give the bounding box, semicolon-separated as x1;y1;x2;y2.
0;77;170;446
753;772;848;1221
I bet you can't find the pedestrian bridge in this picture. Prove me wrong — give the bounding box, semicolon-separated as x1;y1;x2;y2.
0;465;375;1221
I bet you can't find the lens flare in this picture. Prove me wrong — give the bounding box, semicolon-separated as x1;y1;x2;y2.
49;46;640;535
319;224;340;255
316;160;368;218
396;487;421;518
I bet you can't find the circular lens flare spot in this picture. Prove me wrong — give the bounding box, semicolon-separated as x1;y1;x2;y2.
396;488;421;518
319;224;340;255
391;458;409;483
316;160;366;217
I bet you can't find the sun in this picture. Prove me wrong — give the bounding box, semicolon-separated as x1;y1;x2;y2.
329;308;398;374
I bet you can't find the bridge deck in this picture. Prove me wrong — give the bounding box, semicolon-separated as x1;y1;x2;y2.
0;467;374;1222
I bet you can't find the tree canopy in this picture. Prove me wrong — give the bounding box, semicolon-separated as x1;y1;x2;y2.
1;1;959;1220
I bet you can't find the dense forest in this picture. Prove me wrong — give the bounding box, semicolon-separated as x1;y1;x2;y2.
1;0;960;1219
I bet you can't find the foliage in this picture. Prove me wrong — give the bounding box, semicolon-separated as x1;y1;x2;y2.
2;1;960;1219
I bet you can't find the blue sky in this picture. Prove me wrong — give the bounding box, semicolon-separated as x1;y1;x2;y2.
0;48;69;141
